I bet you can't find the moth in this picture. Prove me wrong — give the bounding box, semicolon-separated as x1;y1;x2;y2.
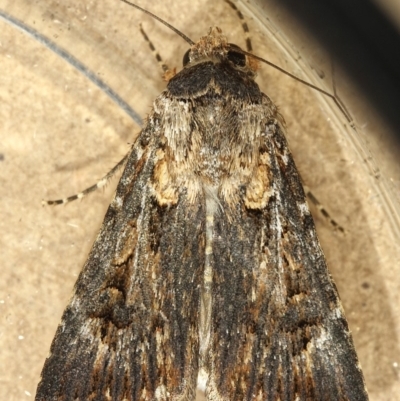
35;1;368;400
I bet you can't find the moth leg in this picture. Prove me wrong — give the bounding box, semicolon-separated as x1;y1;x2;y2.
43;152;129;206
224;0;253;52
303;184;346;234
139;23;176;80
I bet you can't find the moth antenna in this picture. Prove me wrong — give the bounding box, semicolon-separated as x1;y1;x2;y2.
120;0;195;46
224;0;253;52
242;49;352;124
222;1;352;124
330;59;353;123
122;0;352;125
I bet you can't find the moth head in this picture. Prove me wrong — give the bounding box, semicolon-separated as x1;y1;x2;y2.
183;27;259;74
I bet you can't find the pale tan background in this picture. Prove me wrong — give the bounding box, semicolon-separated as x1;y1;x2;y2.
0;0;399;400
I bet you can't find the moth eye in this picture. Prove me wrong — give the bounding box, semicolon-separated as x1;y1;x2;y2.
183;49;191;66
227;49;246;67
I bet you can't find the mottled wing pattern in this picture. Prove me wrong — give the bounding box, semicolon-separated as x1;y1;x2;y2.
35;19;368;401
207;118;367;401
35;126;205;401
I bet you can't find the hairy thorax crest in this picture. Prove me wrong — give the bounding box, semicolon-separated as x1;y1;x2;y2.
150;28;279;206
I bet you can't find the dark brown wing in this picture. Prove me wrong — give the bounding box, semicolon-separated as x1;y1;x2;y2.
207;121;368;401
35;127;205;401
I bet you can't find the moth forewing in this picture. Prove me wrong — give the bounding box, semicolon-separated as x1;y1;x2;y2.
32;2;369;396
1;3;384;396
